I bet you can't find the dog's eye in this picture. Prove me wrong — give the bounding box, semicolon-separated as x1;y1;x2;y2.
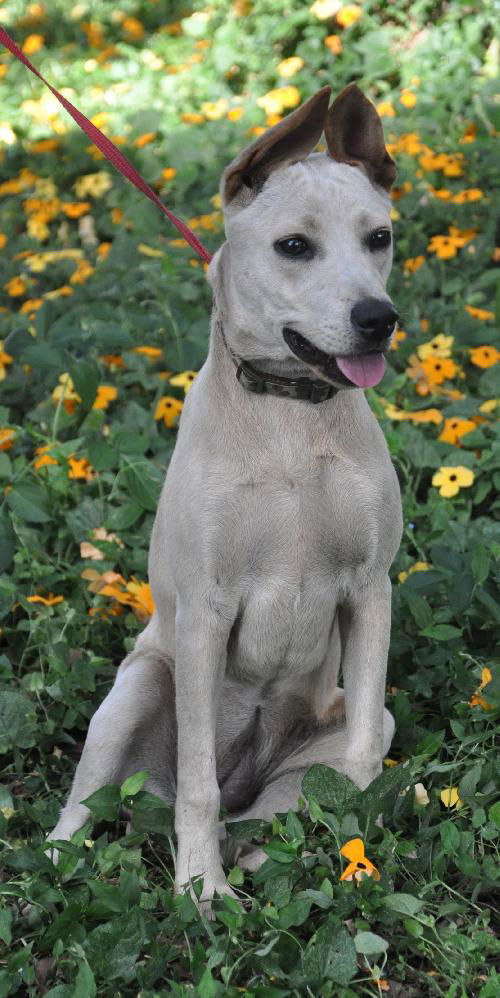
367;228;392;251
274;236;313;259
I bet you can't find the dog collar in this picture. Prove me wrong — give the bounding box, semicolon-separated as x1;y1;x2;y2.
217;321;339;404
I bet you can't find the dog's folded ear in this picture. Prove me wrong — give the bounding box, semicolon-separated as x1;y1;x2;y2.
324;83;396;192
221;85;331;210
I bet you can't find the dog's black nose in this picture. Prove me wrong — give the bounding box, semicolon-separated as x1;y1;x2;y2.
351;298;399;342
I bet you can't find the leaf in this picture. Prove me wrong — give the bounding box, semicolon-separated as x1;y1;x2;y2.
0;692;37;752
488;802;500;828
120;770;149;800
0;514;15;572
227;865;244;886
73;961;96;998
302;764;361;817
383;893;424;916
440;819;460;852
421;624;463;640
66;497;102;541
84;908;147;982
224;818;269;841
68;358;100;409
359;763;411;815
107;502;144;530
301;923;357;987
122;465;160;512
6;482;51;523
87;440;119;471
0;910;12;946
471;545;490;584
80;784;121;822
354;931;389;956
278;897;312;928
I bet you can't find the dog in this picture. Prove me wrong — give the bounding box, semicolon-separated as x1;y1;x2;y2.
49;83;403;909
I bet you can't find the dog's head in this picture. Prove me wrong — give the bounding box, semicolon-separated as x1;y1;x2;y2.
208;84;398;390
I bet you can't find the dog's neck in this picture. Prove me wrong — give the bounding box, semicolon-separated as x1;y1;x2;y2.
215;320;339;405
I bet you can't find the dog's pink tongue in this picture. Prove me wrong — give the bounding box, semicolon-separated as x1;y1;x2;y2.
335;353;386;388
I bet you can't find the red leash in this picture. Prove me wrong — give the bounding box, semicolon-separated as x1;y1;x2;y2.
0;26;213;264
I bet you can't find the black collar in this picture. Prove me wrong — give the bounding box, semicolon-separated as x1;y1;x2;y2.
217;321;339;404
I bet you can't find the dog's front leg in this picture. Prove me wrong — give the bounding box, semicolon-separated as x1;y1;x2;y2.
338;577;393;791
174;599;238;909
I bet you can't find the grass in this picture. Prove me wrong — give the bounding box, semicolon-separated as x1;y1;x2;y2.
0;1;499;994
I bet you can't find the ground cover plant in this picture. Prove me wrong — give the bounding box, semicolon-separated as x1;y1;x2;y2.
0;0;499;994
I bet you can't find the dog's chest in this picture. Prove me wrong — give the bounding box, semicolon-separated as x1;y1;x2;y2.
222;454;379;680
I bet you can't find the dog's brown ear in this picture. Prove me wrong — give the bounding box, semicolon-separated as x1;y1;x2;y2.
221;85;331;209
324;83;396;192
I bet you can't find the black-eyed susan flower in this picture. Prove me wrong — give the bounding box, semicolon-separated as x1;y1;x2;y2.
339;838;380;883
439;417;477;445
68;456;95;481
403;255;425;274
92;385;117;410
169;371;198;394
465;305;495;321
469;666;493;710
336;4;362;27
398;561;431;583
155;396;183;428
26;593;64;606
0;341;13;380
0;428;15;450
440;787;463;809
469;346;499;369
417;334;454;360
4;276;28;297
51;373;81;414
432;466;474;497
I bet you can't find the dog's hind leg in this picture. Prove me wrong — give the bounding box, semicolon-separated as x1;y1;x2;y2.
224;703;395;872
48;648;176;846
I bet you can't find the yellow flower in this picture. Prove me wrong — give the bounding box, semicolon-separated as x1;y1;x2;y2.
376;101;395;117
440;787;463;809
257;87;301;116
339;838;380;883
155;396;184;428
479;399;498;414
336;5;362;28
4;276;28;297
451;188;483;204
134;132;157;148
277;57;304;78
398;561;431;583
201;99;229;120
125;579;155;623
68;456;95;481
0;428;15;451
81;21;105;49
311;0;341;19
403;255;425;274
227;107;244;122
20;298;44;316
414;783;430;806
469;346;499;369
29;138;60;154
74;172;113;198
400;90;417;108
432;466;474;498
169;371;198;394
0;341;13;380
122;16;145;39
420;356;458;385
187;211;222;232
132;346;163;359
181;112;205;125
384;403;442;425
470;666;493;710
93;385;117;410
427;235;461;259
22;34;45;55
34;444;58;469
324;34;343;54
27;593;64;607
417;334;454;360
70;259;95;284
460;122;477;144
389;328;407;350
61;202;91;218
465;305;495;321
51;373;82;414
161;167;177;182
438;417;477;446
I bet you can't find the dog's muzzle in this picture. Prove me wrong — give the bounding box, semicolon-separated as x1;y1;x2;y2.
283;323;394;389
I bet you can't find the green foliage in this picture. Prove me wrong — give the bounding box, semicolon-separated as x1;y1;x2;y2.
0;0;498;994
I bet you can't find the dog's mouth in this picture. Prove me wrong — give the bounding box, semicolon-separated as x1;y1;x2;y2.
283;327;387;389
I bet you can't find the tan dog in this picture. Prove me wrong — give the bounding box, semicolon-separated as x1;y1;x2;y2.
49;84;403;910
